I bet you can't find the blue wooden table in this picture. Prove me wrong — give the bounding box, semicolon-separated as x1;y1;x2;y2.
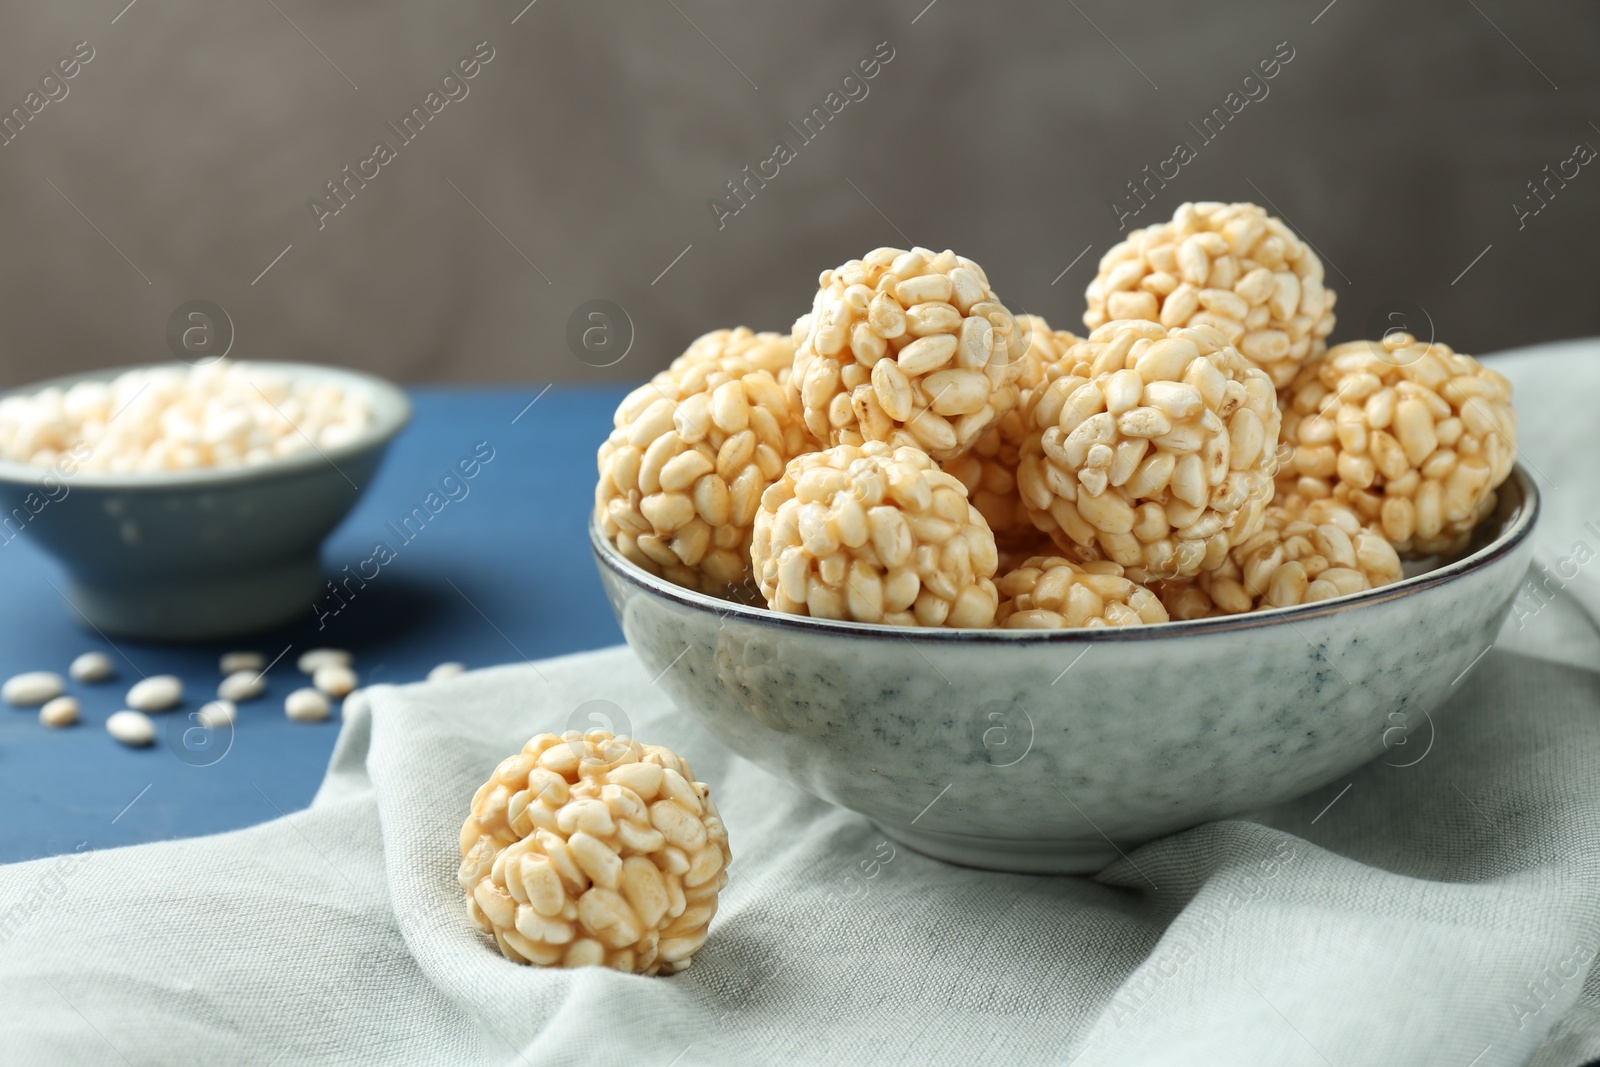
0;385;630;864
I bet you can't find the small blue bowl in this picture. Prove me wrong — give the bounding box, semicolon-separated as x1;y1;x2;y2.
0;362;410;641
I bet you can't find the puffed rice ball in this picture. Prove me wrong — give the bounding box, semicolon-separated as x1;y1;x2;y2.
751;442;1000;627
940;318;1084;543
1280;333;1515;556
1017;320;1282;580
459;730;730;975
1156;496;1403;618
596;329;810;593
1085;202;1337;388
996;556;1168;628
790;247;1024;462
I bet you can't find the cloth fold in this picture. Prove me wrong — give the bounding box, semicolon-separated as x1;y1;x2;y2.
1;345;1597;1066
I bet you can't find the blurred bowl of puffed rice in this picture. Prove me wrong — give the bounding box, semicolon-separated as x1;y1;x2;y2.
0;360;410;640
593;465;1536;873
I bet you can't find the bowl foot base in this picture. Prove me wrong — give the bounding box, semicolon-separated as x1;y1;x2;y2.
872;821;1124;875
68;556;322;641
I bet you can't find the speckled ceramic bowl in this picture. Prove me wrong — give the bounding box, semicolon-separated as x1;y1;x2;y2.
0;362;409;641
593;467;1538;873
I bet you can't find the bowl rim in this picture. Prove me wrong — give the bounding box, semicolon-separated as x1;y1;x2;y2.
591;464;1540;642
0;360;411;489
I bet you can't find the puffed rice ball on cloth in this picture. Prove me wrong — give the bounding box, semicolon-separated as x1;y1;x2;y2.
1280;333;1515;557
459;730;731;974
1156;495;1403;619
941;317;1084;543
1016;320;1282;580
790;247;1026;462
596;330;811;593
1084;202;1337;388
996;556;1168;628
751;441;1001;627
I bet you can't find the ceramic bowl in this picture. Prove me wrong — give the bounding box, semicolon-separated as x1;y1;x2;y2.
0;362;410;641
593;467;1539;874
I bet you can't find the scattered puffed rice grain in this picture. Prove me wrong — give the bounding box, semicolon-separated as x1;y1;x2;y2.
219;651;265;674
107;709;156;746
68;652;115;683
285;688;331;722
197;699;236;728
218;670;265;702
3;671;64;707
126;675;183;712
39;696;79;728
428;662;466;682
313;664;357;698
297;648;352;674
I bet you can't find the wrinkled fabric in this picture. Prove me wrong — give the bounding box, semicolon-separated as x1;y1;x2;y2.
0;344;1596;1067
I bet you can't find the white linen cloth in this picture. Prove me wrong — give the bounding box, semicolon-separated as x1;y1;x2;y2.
1;341;1598;1067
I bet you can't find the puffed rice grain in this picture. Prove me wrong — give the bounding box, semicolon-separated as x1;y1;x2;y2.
218;670;265;702
751;441;1000;627
126;675;182;712
219;651;265;674
106;709;155;746
297;648;352;674
39;696;78;728
285;687;331;722
458;730;731;974
198;699;236;727
69;652;115;683
3;671;64;707
313;663;358;698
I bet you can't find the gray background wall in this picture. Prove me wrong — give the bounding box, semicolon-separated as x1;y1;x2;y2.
0;0;1595;387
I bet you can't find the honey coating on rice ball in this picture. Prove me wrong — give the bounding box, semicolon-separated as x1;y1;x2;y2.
751;442;1000;627
996;556;1168;628
1016;320;1282;581
940;317;1084;542
1280;333;1515;557
1085;201;1337;388
596;329;810;593
459;730;731;975
1155;495;1402;619
790;247;1025;462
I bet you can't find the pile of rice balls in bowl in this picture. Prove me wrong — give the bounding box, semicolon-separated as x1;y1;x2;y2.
595;201;1518;631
